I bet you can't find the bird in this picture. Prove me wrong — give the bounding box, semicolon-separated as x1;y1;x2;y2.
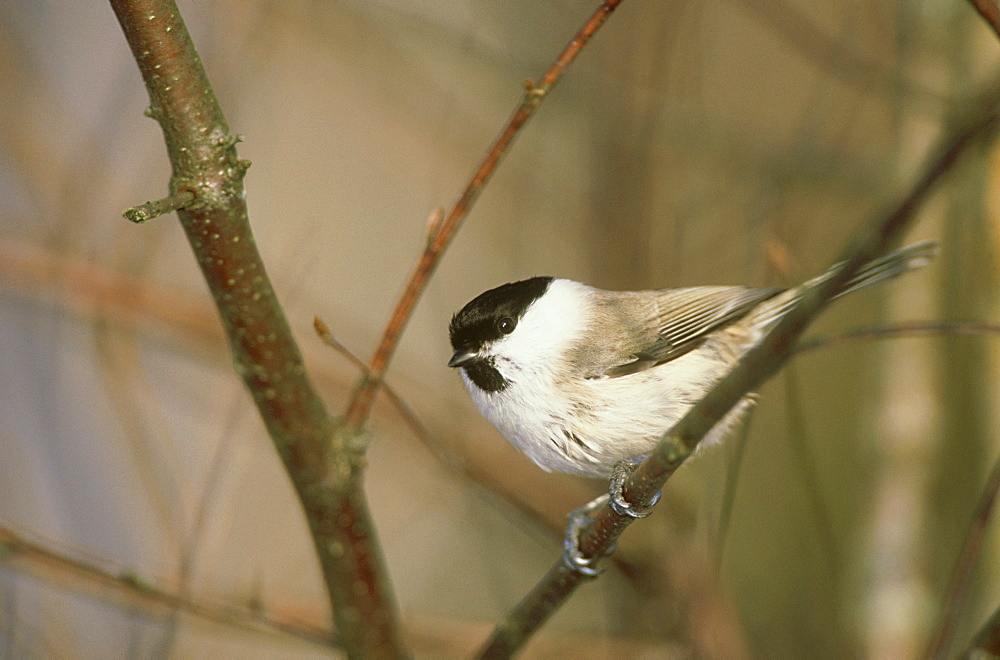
448;241;937;479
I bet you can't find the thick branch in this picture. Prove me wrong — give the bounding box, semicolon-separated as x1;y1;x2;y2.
479;82;1000;658
344;0;625;427
108;1;404;656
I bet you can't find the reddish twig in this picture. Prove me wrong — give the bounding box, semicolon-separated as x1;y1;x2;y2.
343;0;626;428
108;1;404;656
926;451;1000;658
478;81;1000;658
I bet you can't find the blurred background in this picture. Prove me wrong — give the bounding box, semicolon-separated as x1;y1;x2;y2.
1;0;998;657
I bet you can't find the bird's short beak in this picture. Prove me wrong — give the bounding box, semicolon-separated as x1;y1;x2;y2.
448;349;477;368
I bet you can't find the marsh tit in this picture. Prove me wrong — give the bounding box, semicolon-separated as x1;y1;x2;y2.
448;241;937;478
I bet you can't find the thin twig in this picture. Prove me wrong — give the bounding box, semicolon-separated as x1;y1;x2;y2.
478;81;1000;658
313;316;462;470
926;451;1000;658
343;0;626;428
108;1;404;656
122;190;195;223
968;0;1000;41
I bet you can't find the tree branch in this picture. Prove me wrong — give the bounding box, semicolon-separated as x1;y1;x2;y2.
344;0;626;427
478;82;1000;658
108;1;404;656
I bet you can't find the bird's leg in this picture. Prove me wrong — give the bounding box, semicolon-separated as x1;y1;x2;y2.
609;458;660;518
562;459;661;576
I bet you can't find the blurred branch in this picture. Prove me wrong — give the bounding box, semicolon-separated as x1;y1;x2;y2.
927;451;1000;658
4;521;687;657
780;366;842;579
0;522;334;647
968;0;1000;41
344;0;626;428
726;0;943;110
0;233;584;553
796;320;1000;354
479;81;1000;658
967;602;1000;656
107;1;404;656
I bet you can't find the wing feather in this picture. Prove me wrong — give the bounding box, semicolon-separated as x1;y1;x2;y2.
600;286;782;378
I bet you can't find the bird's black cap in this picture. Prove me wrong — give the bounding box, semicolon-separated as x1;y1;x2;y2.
449;277;553;354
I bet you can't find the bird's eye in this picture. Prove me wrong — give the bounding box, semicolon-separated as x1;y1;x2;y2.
497;317;516;335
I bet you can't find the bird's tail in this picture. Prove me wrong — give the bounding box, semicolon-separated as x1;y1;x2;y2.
754;240;938;327
833;239;939;299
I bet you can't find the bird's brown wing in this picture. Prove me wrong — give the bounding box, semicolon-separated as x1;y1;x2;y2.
601;286;783;378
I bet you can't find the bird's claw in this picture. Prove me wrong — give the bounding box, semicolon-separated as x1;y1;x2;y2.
608;459;660;518
562;494;609;577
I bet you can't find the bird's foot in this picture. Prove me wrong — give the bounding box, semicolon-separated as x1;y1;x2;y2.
608;459;660;518
562;493;610;577
561;460;661;576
